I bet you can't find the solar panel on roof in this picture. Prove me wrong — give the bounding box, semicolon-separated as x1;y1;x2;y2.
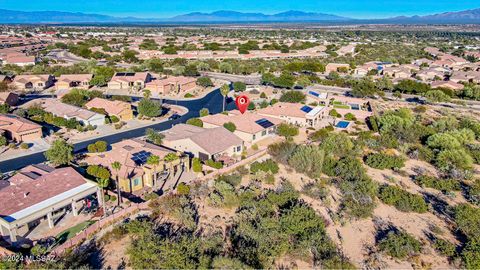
301;106;313;113
255;118;274;129
125;73;135;76
116;72;126;76
131;150;152;165
308;91;320;97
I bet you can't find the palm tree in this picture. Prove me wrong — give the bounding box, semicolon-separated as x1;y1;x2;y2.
146;155;160;187
97;178;110;217
112;161;122;205
220;84;230;112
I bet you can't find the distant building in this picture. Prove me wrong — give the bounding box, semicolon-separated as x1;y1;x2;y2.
12;74;54;91
2;54;36;67
145;76;196;95
55;74;93;90
0;164;100;244
325;63;350;73
0;114;43;142
162;124;244;161
85;97;134;121
35;99;105;126
107;72;152;91
430;81;465;91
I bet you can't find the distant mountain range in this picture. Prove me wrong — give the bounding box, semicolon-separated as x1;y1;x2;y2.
0;8;480;24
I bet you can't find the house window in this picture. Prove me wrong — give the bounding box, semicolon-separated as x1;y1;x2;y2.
262;130;267;136
133;178;140;186
252;134;256;140
236;146;241;152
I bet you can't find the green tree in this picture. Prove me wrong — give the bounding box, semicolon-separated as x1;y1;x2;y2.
44;139;74;166
138;98;162;117
146;128;164;145
220;84;230;112
223;122;236;132
199;108;209;117
196;77;213;88
233;81;246;92
112;161;122;205
186;118;203;127
147;155;160;187
277;123;299;139
279;91;306;103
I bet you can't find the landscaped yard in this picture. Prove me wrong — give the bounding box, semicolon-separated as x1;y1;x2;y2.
55;221;95;246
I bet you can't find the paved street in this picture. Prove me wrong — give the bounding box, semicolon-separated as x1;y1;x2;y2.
0;88;234;172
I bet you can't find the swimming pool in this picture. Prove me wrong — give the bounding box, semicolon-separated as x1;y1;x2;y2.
336;121;350;128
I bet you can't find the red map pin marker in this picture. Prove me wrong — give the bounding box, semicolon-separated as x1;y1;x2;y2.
235;95;250;114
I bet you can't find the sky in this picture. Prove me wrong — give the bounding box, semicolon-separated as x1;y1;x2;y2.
0;0;479;19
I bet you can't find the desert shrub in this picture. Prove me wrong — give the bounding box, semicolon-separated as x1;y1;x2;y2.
319;132;354;158
186;118;203;127
150;194;198;230
268;141;297;164
414;175;460;192
288;145;325;178
378;230;422;259
302;180;329;200
339;176;378;218
378;185;428;213
208;180;239;208
20;143;29;149
277;123;299;138
87;140;108;153
364;153;405;170
217;174;242;187
466;179;480;206
192;158;202;173
433;238;457;258
177;183;191;195
250;159;279;174
205;159;223;169
454;204;480;239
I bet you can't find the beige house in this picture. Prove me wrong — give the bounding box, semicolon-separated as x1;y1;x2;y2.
257;102;328;128
200;111;282;146
0;165;100;244
326;63;350;73
145;76;196;95
0;114;43;142
12;74;54;91
85;97;134;121
107;72;152;91
83;139;189;193
55;74;93;90
162;124;244;161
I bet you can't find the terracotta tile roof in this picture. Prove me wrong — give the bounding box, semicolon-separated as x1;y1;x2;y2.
13;74;52;84
257;102;326;119
162;124;243;155
200;110;282;134
85;97;131;116
0;114;42;133
38;99;97;121
0;166;87;217
57;74;93;83
83;139;176;179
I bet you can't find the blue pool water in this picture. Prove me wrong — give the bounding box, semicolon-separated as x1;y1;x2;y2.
336;121;350;128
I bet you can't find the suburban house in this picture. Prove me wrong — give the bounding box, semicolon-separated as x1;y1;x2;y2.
83;139;189;193
2;54;36;67
0;114;43;142
12;74;54;91
0;92;19;106
107;72;152;91
162;123;244;161
0;164;100;245
450;70;480;84
329;96;374;120
257;102;328;128
430;81;465;91
325;63;350;73
55;74;93;90
36;99;105;126
200;110;282;145
145;76;196;95
85;97;134;121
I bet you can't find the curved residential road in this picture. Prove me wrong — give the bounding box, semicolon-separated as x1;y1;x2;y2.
0;89;235;172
